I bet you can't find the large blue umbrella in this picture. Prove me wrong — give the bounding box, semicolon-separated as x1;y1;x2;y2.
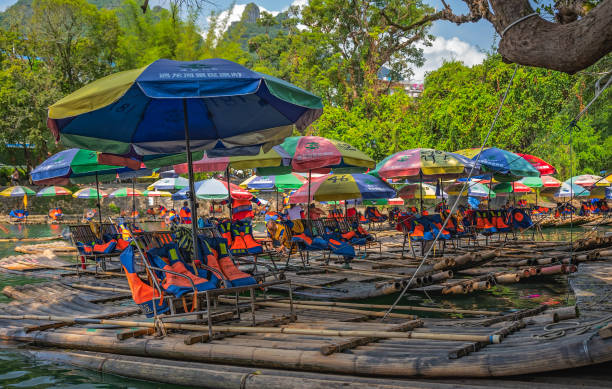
47;58;323;264
455;147;540;182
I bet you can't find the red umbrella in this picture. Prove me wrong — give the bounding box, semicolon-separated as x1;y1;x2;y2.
517;153;556;175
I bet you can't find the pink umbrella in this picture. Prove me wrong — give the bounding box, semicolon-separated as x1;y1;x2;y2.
541;175;562;188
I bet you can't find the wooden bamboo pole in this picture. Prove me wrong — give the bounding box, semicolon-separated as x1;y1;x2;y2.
270;299;502;316
217;298;417;319
0;314;501;343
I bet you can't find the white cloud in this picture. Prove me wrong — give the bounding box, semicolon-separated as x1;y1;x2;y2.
411;36;485;82
209;3;279;36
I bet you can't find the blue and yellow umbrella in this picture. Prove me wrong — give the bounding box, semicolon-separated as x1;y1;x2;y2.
0;186;36;197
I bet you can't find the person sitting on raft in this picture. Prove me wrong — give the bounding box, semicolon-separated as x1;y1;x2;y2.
179;201;192;224
266;220;290;254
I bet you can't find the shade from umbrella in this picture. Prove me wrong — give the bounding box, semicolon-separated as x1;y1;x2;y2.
36;186;72;197
371;148;479;179
516;153;556;175
110;188;143;197
290;174;395;203
566;174;610;188
149;177;189;190
0;186;36;197
519;175;562;188
493;182;533;194
455;147;540;181
143;190;172;197
246;173;307;190
445;182;496;198
73;188;108;199
397;183;446;200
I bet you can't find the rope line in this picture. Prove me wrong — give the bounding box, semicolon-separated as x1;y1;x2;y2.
501;12;539;37
381;65;520;321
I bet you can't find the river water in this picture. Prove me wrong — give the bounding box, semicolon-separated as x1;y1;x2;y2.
0;223;609;387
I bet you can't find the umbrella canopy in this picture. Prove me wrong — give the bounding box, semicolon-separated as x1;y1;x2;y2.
36;186;72;197
240;175;258;189
258;136;374;175
290;174;395;203
173;179;253;201
110;188;143;197
73;187;108;199
455;147;540;181
606;187;612;200
30;148;148;185
519;175;562;188
143;190;172;197
445;182;496;198
149;177;189;190
545;182;590;199
246;173;307;190
363;198;404;206
1;186;35;197
371;148;479;179
174;147;292;174
492;182;533;194
566;174;610;188
516;153;556;175
587;186;609;199
47;58;323;156
397;183;446;200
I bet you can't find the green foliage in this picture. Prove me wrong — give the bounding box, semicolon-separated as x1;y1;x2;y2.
108;202;120;213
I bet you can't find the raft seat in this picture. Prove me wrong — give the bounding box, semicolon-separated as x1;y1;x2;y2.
69;223;122;272
129;231;294;329
335;217;382;257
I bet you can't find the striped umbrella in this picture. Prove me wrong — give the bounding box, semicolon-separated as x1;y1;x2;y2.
0;186;36;197
566;174;610;188
110;188;143;197
492;182;533;195
246;173;307;190
445;182;496;198
371;148;479;179
290;174;395;203
519;175;561;188
516;153;556;175
36;186;73;197
73;187;108;199
398;183;446;200
143;190;172;197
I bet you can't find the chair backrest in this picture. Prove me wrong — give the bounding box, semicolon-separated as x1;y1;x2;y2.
321;217;340;233
69;223;117;245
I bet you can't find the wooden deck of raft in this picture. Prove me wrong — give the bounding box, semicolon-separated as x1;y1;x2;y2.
0;261;611;385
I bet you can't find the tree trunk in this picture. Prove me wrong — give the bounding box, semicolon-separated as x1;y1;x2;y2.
491;0;612;74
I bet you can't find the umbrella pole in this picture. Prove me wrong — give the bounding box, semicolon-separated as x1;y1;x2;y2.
419;171;423;214
95;171;102;224
182;99;200;264
307;170;312;220
226;166;233;220
276;187;279;213
132;178;136;221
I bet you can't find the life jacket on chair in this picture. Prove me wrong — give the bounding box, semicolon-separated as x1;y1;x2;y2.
229;223;248;255
120;246;168;317
131;210;139;219
241;222;263;255
147;243;217;297
179;206;192;224
200;237;256;287
475;211;497;235
10;210;27;220
232;199;255;221
492;210;511;232
510;208;532;229
217;219;233;247
327;237;355;259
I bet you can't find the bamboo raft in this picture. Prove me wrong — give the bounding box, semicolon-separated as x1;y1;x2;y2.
0;270;610;383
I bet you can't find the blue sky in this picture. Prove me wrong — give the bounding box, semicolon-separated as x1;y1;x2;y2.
0;0;497;80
